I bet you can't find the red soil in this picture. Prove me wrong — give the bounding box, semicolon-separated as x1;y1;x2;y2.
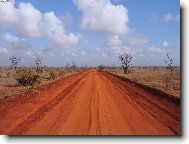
0;69;180;135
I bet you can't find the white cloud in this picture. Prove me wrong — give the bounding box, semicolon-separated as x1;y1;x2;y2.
163;41;169;47
103;35;122;46
124;34;148;47
0;47;9;54
149;47;165;54
148;13;180;23
42;12;79;47
74;0;131;35
103;33;148;48
148;41;170;54
164;13;180;22
0;2;42;37
1;33;31;49
148;40;170;55
0;1;79;47
108;46;131;57
60;12;74;26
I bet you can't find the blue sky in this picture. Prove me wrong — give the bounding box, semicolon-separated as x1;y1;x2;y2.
0;0;180;66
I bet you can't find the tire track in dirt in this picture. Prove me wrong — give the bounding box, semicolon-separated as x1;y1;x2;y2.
102;71;180;135
9;73;87;134
0;69;180;135
0;71;87;134
104;72;180;120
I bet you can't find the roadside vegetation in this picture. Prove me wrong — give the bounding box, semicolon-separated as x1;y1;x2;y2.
101;53;180;97
104;66;180;97
119;53;132;74
0;52;180;99
0;56;88;99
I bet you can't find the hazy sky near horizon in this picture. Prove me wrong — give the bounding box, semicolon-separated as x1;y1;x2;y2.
0;0;180;67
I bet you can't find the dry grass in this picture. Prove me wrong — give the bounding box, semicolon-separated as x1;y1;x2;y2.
0;66;87;99
105;67;180;97
0;66;180;99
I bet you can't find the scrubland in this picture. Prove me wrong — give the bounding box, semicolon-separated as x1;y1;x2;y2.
104;67;180;97
0;66;87;99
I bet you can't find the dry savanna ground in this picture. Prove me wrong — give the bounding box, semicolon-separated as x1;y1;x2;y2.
0;66;180;99
105;67;180;97
0;66;87;99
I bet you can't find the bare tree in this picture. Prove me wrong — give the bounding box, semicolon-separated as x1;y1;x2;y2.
9;56;22;71
71;62;77;69
119;53;132;74
65;63;70;69
165;53;174;78
35;56;42;75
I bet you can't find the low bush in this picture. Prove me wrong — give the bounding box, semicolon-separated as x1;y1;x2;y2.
98;65;106;70
16;69;41;86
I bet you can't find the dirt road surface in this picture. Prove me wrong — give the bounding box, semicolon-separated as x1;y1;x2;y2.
0;69;180;135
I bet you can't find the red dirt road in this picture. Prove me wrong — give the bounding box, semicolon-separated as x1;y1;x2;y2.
0;69;180;135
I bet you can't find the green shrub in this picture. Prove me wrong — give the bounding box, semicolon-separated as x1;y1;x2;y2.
16;69;41;86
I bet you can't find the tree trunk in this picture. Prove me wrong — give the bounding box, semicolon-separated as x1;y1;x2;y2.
123;67;128;74
36;66;39;75
170;68;173;78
